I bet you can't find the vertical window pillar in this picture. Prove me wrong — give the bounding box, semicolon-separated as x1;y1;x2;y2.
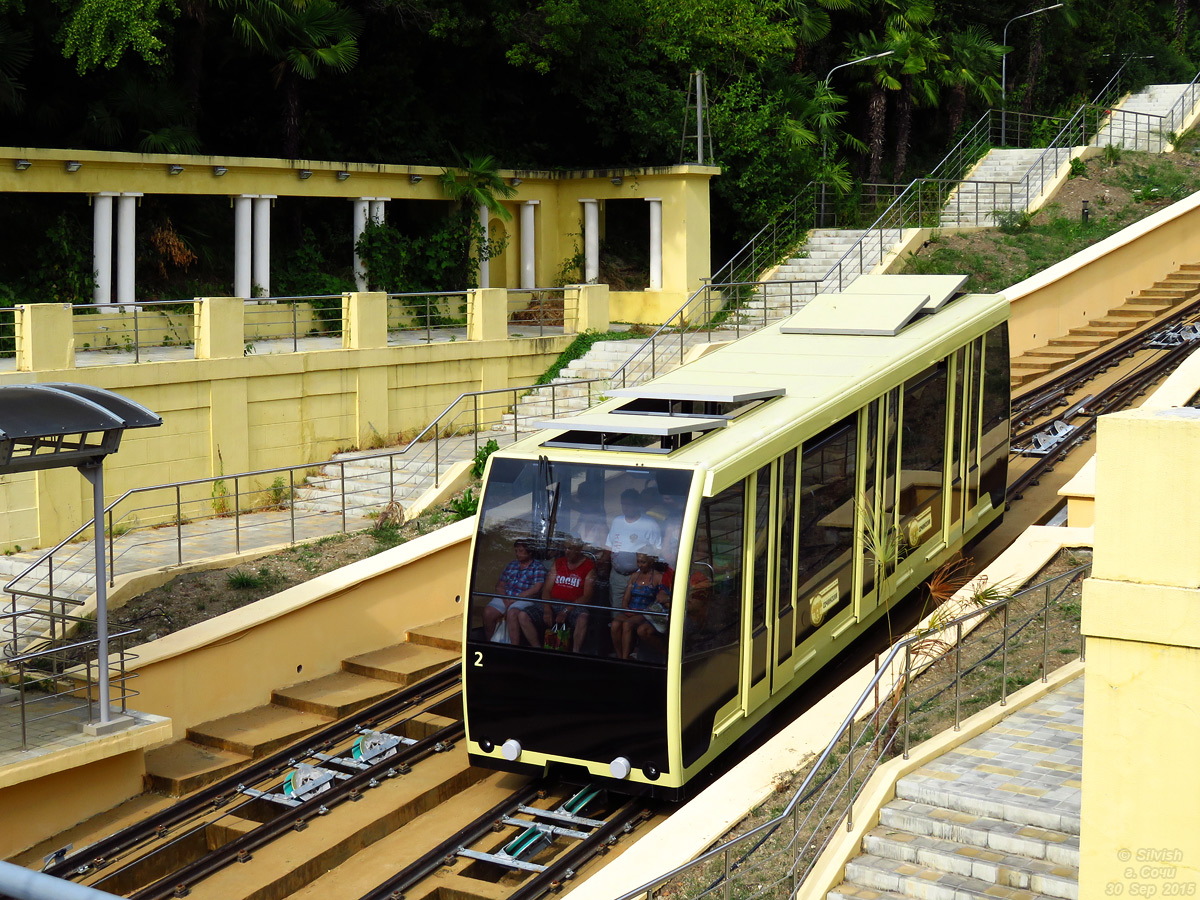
116;193;141;305
645;197;663;289
352;198;370;291
252;195;274;298
369;198;386;225
234;195;253;299
92;193;117;308
580;199;599;283
520;200;539;289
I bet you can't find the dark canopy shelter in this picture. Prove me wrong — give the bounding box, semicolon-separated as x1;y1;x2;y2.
0;383;161;729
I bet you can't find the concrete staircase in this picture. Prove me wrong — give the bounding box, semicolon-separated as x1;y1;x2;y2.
939;148;1062;227
735;227;905;322
144;616;461;795
1010;263;1200;388
828;677;1084;900
1093;83;1195;150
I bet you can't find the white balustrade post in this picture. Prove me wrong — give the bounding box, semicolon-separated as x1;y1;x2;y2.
352;198;370;291
478;204;490;289
234;195;253;299
520;200;538;290
645;197;663;290
581;199;599;283
92;193;116;308
369;199;386;225
116;193;140;305
252;195;273;298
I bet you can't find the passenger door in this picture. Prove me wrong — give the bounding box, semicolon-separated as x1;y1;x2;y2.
743;465;773;714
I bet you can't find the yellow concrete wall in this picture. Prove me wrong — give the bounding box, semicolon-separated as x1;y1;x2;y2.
1005;189;1200;357
0;333;570;550
0;472;37;549
1079;407;1200;899
128;518;472;739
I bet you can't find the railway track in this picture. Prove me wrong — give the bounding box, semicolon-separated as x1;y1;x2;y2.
44;668;463;897
1007;298;1200;502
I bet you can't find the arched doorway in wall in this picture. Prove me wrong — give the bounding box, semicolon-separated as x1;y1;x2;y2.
488;218;510;289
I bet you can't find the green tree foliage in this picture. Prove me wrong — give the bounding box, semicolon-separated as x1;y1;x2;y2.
55;0;179;73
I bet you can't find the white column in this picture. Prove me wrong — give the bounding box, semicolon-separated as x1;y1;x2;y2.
352;198;370;291
520;201;538;289
234;195;253;299
645;197;663;290
92;193;115;307
116;193;139;304
252;195;273;298
580;199;599;284
369;198;386;225
478;203;490;289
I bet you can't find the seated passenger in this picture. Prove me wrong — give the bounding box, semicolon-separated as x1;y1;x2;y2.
605;490;662;613
484;540;547;644
644;555;713;659
611;546;668;660
539;537;595;653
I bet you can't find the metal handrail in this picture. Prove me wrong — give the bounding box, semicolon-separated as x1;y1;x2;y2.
614;561;1091;900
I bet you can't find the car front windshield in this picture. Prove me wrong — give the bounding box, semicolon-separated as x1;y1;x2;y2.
468;458;693;662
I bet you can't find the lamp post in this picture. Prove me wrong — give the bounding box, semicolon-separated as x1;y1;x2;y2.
820;50;894;225
1002;4;1064;145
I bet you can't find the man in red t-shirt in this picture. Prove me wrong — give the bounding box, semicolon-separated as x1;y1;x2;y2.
538;537;596;653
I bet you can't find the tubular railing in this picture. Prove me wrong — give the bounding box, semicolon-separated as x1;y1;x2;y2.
708;184;818;286
1163;71;1200;140
505;288;573;338
386;291;470;344
243;295;342;351
615;560;1091;900
70;301;197;364
0;610;139;751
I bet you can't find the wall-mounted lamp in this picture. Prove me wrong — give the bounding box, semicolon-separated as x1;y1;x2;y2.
14;159;31;171
168;164;184;175
409;174;423;184
611;176;623;185
213;165;228;177
298;169;313;180
65;161;83;173
511;177;522;186
336;170;350;181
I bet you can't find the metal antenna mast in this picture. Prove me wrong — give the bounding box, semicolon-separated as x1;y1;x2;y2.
680;71;713;164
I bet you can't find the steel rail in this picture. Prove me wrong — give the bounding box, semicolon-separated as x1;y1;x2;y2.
128;720;465;900
45;667;461;881
355;783;545;900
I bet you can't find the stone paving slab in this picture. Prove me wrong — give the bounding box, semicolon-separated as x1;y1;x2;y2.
895;677;1084;835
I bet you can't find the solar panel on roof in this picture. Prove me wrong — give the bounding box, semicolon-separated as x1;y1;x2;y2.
535;413;727;436
840;274;968;311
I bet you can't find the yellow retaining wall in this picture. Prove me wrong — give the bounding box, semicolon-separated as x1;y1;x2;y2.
0;299;570;550
129;517;473;740
1005;189;1200;357
1079;407;1200;899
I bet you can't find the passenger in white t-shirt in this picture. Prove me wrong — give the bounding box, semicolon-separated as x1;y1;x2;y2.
604;489;661;610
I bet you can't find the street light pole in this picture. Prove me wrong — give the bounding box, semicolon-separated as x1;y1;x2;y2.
1002;4;1064;145
819;50;894;225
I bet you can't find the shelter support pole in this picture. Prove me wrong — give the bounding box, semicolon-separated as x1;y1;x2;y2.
235;195;253;299
520;201;538;289
581;199;599;283
646;197;663;290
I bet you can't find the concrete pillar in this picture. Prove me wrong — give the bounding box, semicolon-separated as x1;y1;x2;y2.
467;287;508;342
520;201;538;290
580;199;599;283
369;199;386;225
479;204;490;289
575;283;610;333
646;197;663;290
352;198;370;291
15;303;75;372
116;193;139;304
234;196;253;299
1079;406;1200;899
92;193;115;307
343;291;388;350
252;196;272;298
194;296;246;359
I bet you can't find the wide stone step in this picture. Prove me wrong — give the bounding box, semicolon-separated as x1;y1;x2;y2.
186;704;333;758
844;854;1064;900
272;671;399;718
879;800;1080;868
894;773;1080;834
862;827;1078;898
343;643;458;685
144;740;252;796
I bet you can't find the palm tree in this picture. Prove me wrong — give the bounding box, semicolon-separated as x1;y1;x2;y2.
439;155;518;287
778;73;866;192
0;20;30;114
219;0;362;158
889;27;943;179
845;32;903;183
937;27;1004;138
782;0;863;72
